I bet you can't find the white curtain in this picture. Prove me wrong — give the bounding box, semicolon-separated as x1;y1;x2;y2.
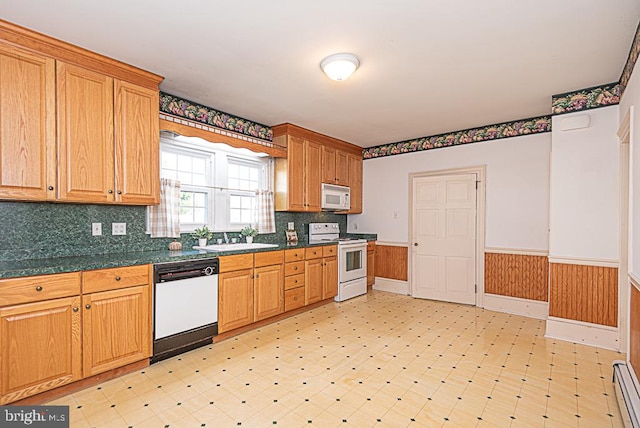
255;190;276;234
147;178;181;238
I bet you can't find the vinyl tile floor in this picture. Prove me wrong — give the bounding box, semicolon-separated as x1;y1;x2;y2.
49;290;625;427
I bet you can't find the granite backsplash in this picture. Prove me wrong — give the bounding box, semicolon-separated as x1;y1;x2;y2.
0;201;347;262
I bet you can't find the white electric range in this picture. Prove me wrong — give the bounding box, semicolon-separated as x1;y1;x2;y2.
308;223;368;302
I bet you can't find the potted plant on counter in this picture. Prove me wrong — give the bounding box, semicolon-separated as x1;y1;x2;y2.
192;225;213;247
240;225;258;244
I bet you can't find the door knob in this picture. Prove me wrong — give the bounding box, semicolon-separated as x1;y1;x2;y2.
414;243;419;246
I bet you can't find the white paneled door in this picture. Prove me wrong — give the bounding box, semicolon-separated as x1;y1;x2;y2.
411;173;477;305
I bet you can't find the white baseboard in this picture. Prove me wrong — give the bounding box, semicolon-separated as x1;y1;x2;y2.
483;294;549;320
545;316;620;351
372;278;409;295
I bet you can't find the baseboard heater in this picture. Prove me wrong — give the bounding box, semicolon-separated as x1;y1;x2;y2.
613;360;640;427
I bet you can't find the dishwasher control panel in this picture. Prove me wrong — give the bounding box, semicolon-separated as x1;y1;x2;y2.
155;258;219;283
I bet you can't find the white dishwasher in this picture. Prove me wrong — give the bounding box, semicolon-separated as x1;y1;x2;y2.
152;258;218;363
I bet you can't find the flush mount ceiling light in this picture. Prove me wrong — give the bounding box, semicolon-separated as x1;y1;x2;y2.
320;53;360;81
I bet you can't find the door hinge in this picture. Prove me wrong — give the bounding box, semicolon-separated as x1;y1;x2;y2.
475;181;479;189
475;284;477;293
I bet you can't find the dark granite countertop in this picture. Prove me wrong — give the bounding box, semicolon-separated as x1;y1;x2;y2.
0;234;377;279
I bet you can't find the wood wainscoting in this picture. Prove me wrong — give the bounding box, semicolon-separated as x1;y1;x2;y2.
549;262;618;327
375;245;408;281
485;252;548;301
630;277;640;372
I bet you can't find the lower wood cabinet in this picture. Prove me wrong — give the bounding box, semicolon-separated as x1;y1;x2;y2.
367;241;376;287
305;258;323;305
0;265;152;404
82;285;150;377
322;256;338;299
0;295;81;404
218;269;254;333
254;264;284;322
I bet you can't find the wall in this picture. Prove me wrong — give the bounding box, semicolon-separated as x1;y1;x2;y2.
349;132;551;252
549;106;620;262
0;202;346;262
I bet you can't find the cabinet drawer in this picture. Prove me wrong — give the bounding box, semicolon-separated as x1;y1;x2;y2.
305;247;323;260
284;273;305;290
284;287;305;311
284;249;305;263
322;245;337;257
82;264;150;294
0;272;81;306
254;250;284;268
219;254;254;273
284;261;305;276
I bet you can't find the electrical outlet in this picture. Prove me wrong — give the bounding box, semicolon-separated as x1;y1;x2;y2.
288;222;294;230
112;222;127;235
92;223;102;236
353;222;358;230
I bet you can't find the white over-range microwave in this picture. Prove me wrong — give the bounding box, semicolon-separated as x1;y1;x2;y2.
321;183;351;211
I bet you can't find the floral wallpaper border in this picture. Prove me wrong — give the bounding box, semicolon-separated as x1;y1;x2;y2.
159;92;273;141
362;116;551;159
550;82;620;115
620;20;640;95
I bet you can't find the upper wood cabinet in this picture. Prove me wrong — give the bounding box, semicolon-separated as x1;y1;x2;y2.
0;20;163;205
275;135;321;212
347;153;363;214
273;123;363;213
0;43;56;201
322;146;349;186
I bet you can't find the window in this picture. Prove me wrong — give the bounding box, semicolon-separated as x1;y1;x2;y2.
155;134;271;233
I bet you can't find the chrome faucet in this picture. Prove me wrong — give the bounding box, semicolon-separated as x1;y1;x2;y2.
223;232;229;244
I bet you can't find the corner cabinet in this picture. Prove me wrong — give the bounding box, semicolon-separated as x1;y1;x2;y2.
273;123;363;213
0;21;162;205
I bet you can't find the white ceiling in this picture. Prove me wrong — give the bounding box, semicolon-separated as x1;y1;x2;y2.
2;1;639;147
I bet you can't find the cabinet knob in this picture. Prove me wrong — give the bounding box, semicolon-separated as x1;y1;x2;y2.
48;186;54;191
295;279;298;283
73;307;79;312
35;286;43;292
293;296;298;301
117;190;122;195
108;189;113;194
255;274;259;278
294;266;298;271
85;304;91;310
115;276;121;281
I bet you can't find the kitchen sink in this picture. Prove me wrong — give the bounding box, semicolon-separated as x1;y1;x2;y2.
193;243;279;252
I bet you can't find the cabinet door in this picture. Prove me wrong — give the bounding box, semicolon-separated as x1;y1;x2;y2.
0;296;81;404
254;264;284;321
82;285;151;377
287;136;306;211
57;62;115;203
335;151;349;186
322;256;338;299
0;43;56;201
305;258;323;305
218;269;254;333
305;140;322;211
347;153;363;214
322;145;336;184
367;249;375;287
114;80;159;205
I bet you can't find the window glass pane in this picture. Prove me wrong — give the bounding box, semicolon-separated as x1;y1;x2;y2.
162;152;176;170
228;164;239;177
241;210;252;223
230;209;241;223
192;173;207;186
250;168;259;181
177;155;192;172
178;171;192;184
228;178;239;190
192;158;206;174
230;195;241;208
193;208;206;224
161;169;177;180
194;192;206;206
